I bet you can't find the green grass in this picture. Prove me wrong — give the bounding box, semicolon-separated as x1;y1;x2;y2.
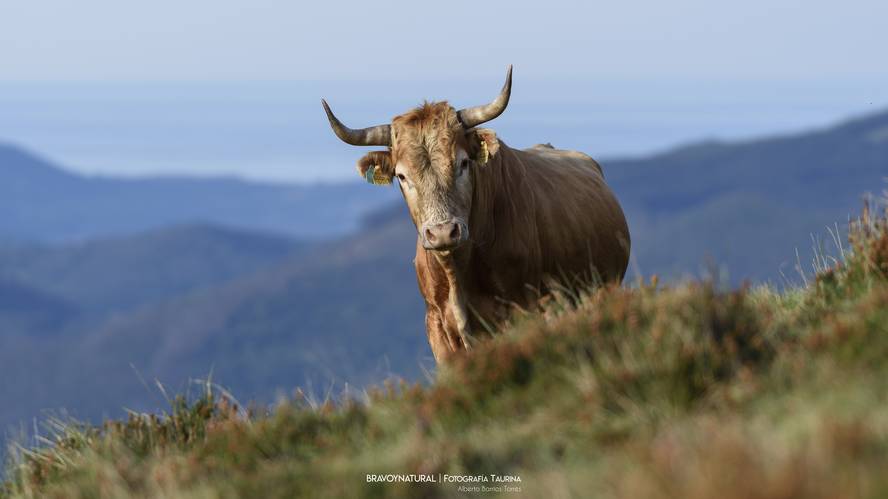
4;202;888;499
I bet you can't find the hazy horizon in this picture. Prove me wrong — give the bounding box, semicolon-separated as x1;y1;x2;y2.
2;77;887;183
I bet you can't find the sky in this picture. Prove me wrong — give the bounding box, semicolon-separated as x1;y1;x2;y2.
3;0;888;82
2;0;888;182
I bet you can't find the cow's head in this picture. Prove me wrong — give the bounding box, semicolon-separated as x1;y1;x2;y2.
322;66;511;252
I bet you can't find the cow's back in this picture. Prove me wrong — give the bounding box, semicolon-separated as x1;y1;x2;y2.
509;144;630;283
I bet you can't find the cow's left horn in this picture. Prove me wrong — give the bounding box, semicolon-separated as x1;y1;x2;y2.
456;65;512;128
322;99;392;146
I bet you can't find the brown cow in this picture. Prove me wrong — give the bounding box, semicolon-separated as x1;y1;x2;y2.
322;66;630;362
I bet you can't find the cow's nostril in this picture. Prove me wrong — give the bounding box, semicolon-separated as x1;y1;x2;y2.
424;228;436;244
449;224;460;240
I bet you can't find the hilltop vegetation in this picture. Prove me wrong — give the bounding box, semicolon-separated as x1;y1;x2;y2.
4;200;887;499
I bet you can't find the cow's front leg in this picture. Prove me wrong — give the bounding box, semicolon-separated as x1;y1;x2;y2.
440;256;475;350
449;286;475;350
425;308;454;363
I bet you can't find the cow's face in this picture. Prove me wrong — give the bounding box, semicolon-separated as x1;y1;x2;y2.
322;67;512;252
352;104;498;251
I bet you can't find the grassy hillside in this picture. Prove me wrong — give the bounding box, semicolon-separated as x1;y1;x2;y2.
4;201;887;498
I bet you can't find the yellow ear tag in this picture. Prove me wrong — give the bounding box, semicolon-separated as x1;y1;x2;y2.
364;165;392;185
478;140;489;165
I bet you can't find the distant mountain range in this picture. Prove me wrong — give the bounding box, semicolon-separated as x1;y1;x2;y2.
0;224;305;319
1;108;887;450
0;143;397;242
0;277;75;336
605;109;888;282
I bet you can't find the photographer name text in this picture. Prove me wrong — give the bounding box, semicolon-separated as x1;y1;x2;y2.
366;474;521;484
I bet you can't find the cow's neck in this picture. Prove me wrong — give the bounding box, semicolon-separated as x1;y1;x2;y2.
470;141;541;292
470;141;535;255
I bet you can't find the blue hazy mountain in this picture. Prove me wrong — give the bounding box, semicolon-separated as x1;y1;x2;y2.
0;277;76;336
0;143;397;242
605;109;888;283
0;224;305;317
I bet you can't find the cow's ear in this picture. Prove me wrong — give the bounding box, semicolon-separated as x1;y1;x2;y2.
468;128;500;165
356;151;394;185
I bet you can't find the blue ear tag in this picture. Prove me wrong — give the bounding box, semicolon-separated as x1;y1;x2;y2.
364;165;377;183
364;165;392;185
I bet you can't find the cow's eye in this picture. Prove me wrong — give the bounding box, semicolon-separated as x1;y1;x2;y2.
459;158;470;172
396;173;411;188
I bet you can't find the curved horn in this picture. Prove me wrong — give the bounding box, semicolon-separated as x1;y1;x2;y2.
457;65;512;128
321;99;391;146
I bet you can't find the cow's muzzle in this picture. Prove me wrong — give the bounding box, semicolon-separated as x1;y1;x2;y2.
422;220;468;251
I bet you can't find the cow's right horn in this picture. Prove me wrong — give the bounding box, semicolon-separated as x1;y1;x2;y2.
457;65;512;128
322;99;392;146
